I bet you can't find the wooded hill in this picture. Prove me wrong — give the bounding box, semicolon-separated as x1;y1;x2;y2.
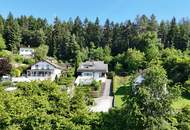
0;13;190;129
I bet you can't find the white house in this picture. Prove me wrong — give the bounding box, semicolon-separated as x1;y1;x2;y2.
133;75;145;86
12;60;66;82
132;74;168;95
75;61;108;85
19;48;34;57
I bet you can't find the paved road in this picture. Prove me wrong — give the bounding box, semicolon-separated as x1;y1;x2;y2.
90;79;113;112
102;79;111;96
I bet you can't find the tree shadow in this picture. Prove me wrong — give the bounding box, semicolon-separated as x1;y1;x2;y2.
115;85;130;95
182;92;190;100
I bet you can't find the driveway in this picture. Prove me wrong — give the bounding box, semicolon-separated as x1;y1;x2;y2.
90;79;113;112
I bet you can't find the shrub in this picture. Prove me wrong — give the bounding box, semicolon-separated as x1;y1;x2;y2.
1;81;12;86
91;80;101;91
56;75;74;86
67;68;75;77
107;71;115;79
23;58;35;65
0;50;14;62
184;79;190;96
0;58;12;76
14;54;24;63
0;50;10;57
17;65;28;73
11;68;21;77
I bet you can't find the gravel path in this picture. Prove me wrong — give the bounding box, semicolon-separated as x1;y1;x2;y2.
90;79;113;112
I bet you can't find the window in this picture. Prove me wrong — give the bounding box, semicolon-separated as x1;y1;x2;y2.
46;65;49;69
35;65;39;69
83;72;92;76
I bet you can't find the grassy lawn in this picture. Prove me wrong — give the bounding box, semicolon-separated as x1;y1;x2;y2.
113;76;190;110
172;96;190;110
113;76;131;108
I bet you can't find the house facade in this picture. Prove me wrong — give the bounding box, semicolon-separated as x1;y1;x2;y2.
19;48;34;57
27;60;62;80
12;60;64;82
75;61;108;85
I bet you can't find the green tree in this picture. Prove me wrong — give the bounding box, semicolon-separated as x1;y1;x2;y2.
176;18;190;50
184;79;190;96
161;48;190;83
135;15;149;33
0;34;6;50
102;19;113;47
51;17;63;57
158;20;168;46
4;13;21;53
0;58;12;77
124;65;173;129
114;62;123;74
125;48;145;72
85;17;102;47
0;15;4;34
148;14;158;32
167;17;179;48
145;44;160;62
35;44;49;60
176;106;190;130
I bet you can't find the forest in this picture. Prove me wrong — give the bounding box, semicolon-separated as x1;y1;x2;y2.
0;13;190;129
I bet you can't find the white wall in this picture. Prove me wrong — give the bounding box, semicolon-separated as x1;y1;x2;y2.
75;72;106;85
81;72;102;80
81;72;93;77
19;48;34;56
51;68;62;80
94;72;101;80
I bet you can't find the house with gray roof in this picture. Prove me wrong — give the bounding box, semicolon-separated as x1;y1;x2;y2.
75;61;108;85
12;59;67;82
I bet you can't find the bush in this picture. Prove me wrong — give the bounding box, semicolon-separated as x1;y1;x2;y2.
0;50;14;62
17;65;28;73
114;63;123;74
107;71;115;79
56;75;74;86
23;58;35;65
67;68;75;77
184;80;190;96
91;80;101;91
0;58;12;76
0;50;10;57
14;54;24;63
1;81;12;86
11;68;21;77
35;44;48;60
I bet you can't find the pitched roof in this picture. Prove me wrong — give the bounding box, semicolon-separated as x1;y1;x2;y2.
77;61;108;72
30;59;67;70
19;47;34;50
44;59;63;69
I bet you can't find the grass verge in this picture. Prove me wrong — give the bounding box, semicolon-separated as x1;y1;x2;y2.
113;76;131;108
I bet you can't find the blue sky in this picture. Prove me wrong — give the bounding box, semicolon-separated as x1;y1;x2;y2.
1;0;190;24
